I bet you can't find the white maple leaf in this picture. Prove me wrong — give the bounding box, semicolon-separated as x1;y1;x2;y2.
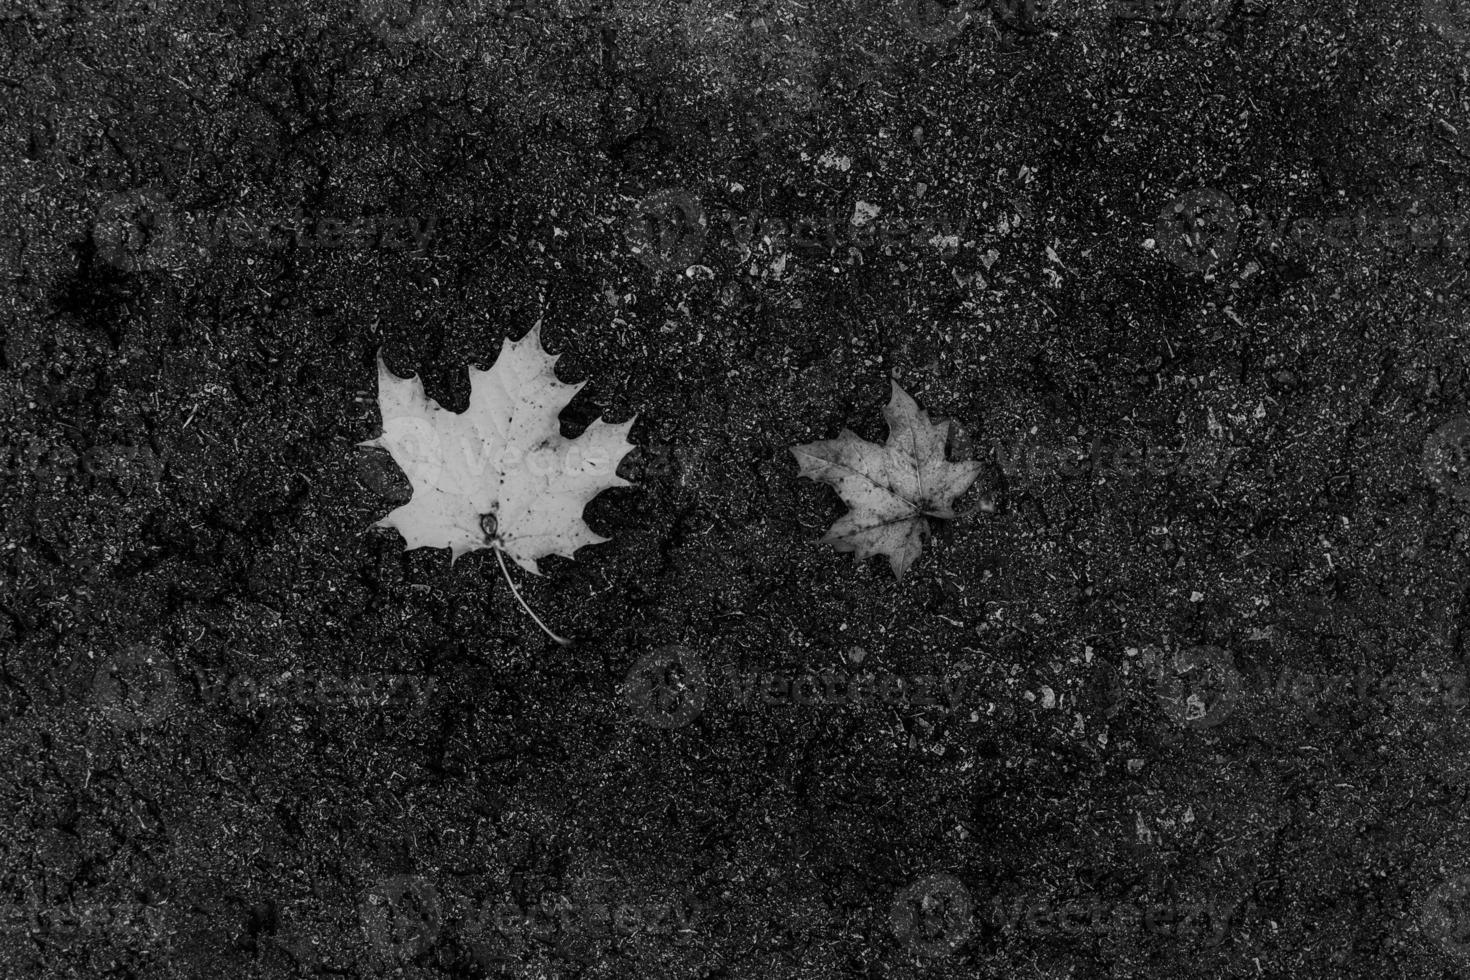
360;324;635;582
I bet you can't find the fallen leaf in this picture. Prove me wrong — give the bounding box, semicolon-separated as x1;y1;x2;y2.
791;383;981;580
361;324;636;574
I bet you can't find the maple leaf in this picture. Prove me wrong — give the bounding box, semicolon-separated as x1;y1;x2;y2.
791;382;981;580
360;324;635;639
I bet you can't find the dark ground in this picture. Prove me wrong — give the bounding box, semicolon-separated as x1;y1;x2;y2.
5;0;1470;976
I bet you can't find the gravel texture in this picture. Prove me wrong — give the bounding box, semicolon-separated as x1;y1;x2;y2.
4;0;1470;977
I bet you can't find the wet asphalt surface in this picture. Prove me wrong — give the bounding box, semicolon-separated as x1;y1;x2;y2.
5;0;1470;976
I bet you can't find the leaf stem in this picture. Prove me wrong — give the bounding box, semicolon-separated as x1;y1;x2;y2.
494;546;571;646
